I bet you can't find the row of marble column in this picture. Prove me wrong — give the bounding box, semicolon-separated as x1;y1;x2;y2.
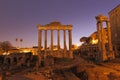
97;21;112;52
38;30;72;56
97;21;114;61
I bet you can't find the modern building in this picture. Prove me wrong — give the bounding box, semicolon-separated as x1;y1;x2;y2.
109;4;120;56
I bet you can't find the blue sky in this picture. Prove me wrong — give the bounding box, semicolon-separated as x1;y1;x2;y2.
0;0;119;48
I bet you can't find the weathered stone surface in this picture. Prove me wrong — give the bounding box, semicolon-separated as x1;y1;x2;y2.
37;21;73;59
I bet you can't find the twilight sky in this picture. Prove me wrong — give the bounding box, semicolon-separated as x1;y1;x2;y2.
0;0;119;48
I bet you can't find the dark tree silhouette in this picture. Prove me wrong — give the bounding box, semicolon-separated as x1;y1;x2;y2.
80;37;88;42
20;38;23;48
0;41;12;53
80;37;92;44
15;38;18;42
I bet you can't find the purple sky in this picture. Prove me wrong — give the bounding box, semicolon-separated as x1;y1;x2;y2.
0;0;119;48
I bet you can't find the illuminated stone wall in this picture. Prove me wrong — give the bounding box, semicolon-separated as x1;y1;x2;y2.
89;28;108;45
109;4;120;56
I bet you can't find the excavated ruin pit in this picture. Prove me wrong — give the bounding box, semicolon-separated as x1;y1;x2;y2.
70;66;88;80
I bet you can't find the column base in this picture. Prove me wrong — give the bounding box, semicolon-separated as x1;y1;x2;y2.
63;49;66;58
107;51;115;60
69;51;73;59
102;50;108;61
97;51;107;62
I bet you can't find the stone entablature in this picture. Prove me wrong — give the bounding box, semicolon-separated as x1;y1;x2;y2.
96;14;109;22
37;25;72;30
37;21;72;30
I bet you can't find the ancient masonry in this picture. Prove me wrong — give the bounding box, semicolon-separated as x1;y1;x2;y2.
96;14;115;61
37;21;73;58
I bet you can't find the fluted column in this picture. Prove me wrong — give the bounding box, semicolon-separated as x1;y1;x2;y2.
106;21;115;59
97;23;102;52
58;30;60;50
64;30;67;57
44;30;47;57
100;22;107;61
106;21;113;51
51;30;53;55
38;30;42;54
69;30;73;58
97;23;102;61
44;30;47;50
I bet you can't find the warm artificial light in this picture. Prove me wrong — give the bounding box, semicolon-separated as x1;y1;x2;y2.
92;39;98;44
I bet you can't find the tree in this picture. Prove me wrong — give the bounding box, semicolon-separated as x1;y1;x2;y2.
80;37;92;44
15;38;18;42
20;38;23;48
15;38;18;48
86;37;92;44
80;37;88;42
0;41;12;53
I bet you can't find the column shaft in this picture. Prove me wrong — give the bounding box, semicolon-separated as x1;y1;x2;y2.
38;30;42;54
100;22;107;61
51;30;54;54
69;30;73;58
97;23;102;52
69;30;72;51
106;21;113;51
64;30;67;57
64;30;67;50
58;30;60;49
45;30;47;50
106;21;115;59
100;22;106;51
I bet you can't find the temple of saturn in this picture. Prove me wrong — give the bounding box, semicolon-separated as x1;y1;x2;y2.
37;21;73;58
96;14;115;61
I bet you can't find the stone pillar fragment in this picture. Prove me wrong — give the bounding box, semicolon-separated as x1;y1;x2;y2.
51;30;53;55
57;30;60;57
106;21;113;51
106;21;115;59
97;23;102;52
69;30;73;58
44;30;47;57
97;23;102;61
58;30;60;50
100;22;107;61
38;30;42;54
64;30;67;57
96;14;115;61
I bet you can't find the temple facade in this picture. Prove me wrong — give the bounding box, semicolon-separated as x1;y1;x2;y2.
37;21;73;58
